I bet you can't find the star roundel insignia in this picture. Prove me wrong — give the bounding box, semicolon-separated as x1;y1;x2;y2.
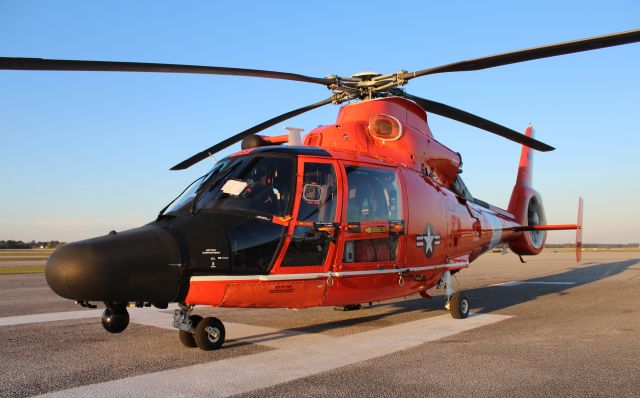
416;223;441;258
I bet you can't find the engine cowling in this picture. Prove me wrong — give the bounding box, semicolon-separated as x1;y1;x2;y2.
508;188;547;255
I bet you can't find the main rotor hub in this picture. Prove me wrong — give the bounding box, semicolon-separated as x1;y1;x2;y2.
350;71;383;80
327;70;409;102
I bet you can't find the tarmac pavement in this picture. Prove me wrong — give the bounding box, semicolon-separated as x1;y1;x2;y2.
0;251;638;397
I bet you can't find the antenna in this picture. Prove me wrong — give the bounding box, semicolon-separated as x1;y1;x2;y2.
284;126;304;146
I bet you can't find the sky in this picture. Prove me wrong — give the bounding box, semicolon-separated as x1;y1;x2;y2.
0;1;638;244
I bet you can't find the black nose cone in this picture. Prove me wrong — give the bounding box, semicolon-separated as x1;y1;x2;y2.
46;225;182;303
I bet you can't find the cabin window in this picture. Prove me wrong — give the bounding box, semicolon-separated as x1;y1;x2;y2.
341;166;403;264
345;166;402;222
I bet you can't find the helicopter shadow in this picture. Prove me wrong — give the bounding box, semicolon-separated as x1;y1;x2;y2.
392;257;640;315
232;257;639;346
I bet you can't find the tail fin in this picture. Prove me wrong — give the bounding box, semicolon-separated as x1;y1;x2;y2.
514;124;534;188
508;125;545;224
508;125;547;255
576;197;583;262
507;125;584;261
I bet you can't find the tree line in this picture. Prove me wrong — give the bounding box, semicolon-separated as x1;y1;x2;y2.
0;240;66;249
546;243;639;248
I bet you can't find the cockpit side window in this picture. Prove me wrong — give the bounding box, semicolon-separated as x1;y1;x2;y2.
281;162;338;267
297;163;337;223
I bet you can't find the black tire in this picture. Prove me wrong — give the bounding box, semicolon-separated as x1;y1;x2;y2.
178;315;203;348
449;292;470;319
101;308;129;333
194;317;225;351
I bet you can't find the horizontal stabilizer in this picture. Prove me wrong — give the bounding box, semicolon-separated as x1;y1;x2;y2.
512;197;583;262
512;224;578;232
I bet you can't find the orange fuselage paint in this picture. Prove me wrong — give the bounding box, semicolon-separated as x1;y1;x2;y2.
185;97;540;308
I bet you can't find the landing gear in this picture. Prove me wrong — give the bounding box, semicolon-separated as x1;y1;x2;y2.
173;304;226;350
441;270;470;319
101;304;129;333
448;291;470;319
194;317;226;351
178;315;203;348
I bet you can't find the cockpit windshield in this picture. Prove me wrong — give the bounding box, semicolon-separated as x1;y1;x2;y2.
161;160;231;216
194;156;293;217
162;156;294;217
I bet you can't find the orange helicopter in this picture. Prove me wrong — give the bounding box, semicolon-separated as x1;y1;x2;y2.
1;29;637;351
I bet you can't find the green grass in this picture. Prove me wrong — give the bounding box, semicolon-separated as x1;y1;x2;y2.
0;249;54;252
548;247;640;253
0;266;46;275
0;257;48;262
0;249;52;261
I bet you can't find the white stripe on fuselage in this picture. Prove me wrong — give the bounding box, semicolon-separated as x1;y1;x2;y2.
485;212;504;251
189;262;469;282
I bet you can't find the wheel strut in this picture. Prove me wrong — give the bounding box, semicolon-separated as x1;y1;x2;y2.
441;270;470;319
172;303;226;350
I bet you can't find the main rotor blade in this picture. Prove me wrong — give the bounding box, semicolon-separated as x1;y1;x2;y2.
0;57;333;86
403;29;640;79
170;96;336;170
401;93;554;152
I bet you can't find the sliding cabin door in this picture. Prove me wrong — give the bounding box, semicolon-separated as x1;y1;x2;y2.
323;163;406;305
339;164;404;267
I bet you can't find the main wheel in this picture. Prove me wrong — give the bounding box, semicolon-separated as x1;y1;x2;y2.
101;307;129;333
194;317;225;351
178;315;203;348
449;292;470;319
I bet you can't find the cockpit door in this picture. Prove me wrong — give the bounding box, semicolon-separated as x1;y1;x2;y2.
276;159;342;272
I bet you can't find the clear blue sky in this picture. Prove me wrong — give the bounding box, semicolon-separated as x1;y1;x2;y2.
1;1;638;243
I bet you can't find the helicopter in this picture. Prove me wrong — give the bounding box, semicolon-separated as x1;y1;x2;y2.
1;29;637;351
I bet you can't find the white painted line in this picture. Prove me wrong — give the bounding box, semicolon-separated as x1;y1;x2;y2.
127;308;327;349
0;309;103;327
0;307;321;349
489;281;576;287
36;313;511;398
0;306;180;327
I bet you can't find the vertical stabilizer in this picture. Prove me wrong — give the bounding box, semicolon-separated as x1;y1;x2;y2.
508;125;547;255
515;124;534;188
508;124;538;216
